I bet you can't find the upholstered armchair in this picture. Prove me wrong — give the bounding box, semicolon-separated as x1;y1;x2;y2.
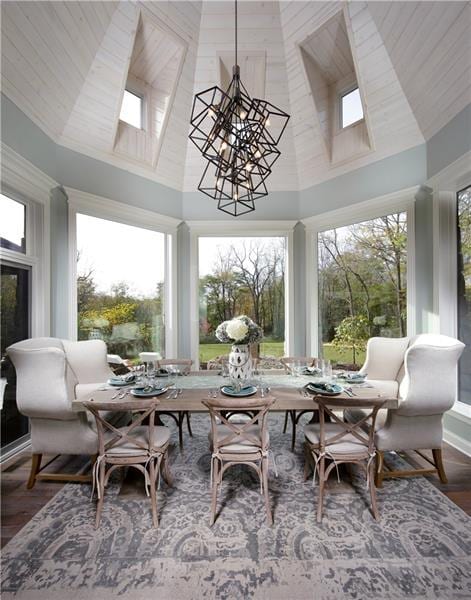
346;334;465;486
7;337;119;488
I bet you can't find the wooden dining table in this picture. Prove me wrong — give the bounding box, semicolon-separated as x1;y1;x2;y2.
73;370;398;451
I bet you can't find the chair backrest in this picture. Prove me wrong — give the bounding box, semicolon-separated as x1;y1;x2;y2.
397;334;465;416
6;346;76;420
83;398;159;456
158;358;193;374
360;337;409;381
316;397;386;455
62;339;112;384
281;357;315;373
202;397;274;452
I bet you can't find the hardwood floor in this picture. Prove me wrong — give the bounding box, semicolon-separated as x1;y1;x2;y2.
2;443;471;548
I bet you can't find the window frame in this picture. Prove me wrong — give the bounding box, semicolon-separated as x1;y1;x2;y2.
67;187;180;358
187;221;297;370
303;188;417;359
339;85;364;130
429;152;471;420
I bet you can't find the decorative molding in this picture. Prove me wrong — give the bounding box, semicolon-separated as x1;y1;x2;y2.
426;151;471;189
1;143;57;205
65;187;181;233
186;220;298;235
444;406;471;458
301;185;418;232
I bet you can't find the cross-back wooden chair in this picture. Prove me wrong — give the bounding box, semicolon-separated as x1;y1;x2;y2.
280;356;316;449
83;398;172;528
303;396;386;522
202;396;275;526
157;358;193;450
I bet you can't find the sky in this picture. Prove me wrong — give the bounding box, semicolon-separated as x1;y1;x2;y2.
77;213;165;297
1;194;25;247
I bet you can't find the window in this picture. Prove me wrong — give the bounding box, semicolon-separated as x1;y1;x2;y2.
457;185;471;405
1;263;30;450
76;214;166;361
198;237;286;367
340;87;363;129
0;194;26;253
317;212;407;367
119;89;143;129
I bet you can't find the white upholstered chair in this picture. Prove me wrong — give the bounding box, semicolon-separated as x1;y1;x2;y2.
345;334;465;486
7;337;121;488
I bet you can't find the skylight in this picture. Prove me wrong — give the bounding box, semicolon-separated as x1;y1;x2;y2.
119;89;142;129
341;87;363;128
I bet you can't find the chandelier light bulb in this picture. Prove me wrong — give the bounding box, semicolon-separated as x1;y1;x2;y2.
246;163;253;171
219;141;228;153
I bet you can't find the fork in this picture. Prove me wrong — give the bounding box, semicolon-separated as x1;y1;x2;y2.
345;386;357;396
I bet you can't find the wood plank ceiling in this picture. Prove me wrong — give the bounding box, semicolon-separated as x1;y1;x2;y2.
1;1;469;192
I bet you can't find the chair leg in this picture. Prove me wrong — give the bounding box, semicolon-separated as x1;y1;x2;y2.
262;457;273;526
178;413;184;452
290;411;297;452
161;450;173;487
149;458;159;528
210;457;219;526
186;412;193;437
303;443;311;481
27;453;42;489
368;459;380;521
316;455;325;523
282;411;288;433
95;460;106;529
432;448;448;484
375;451;384;488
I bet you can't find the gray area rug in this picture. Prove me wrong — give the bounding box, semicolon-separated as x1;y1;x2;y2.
2;414;471;600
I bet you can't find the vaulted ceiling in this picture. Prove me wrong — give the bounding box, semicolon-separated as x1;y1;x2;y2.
2;1;470;192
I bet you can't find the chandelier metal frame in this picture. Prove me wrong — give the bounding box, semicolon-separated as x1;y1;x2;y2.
189;0;290;216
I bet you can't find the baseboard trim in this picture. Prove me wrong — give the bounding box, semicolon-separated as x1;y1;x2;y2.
443;428;471;457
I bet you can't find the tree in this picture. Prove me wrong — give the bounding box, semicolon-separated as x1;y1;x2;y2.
332;315;369;365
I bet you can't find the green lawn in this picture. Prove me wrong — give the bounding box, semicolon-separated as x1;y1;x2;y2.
199;341;365;366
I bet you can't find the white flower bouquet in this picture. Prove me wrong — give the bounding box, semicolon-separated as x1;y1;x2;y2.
215;315;263;345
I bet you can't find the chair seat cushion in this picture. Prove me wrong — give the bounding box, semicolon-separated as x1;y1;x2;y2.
209;424;267;453
365;379;399;398
343;407;389;431
304;423;369;456
105;425;170;456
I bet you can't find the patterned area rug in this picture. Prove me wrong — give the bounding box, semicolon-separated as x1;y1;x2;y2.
2;415;471;600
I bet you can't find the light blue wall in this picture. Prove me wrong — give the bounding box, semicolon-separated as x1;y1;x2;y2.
50;186;70;339
182;190;300;220
1;94;182;218
427;104;471;179
177;222;192;358
299;144;427;218
414;186;434;334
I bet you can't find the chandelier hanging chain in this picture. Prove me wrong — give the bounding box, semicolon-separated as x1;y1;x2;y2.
235;0;237;68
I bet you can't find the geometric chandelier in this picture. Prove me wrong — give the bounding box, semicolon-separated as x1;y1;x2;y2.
189;0;290;216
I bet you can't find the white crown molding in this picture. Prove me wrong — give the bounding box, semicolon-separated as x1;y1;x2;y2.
1;143;57;204
185;220;298;235
65;187;181;233
301;185;418;232
426;151;471;190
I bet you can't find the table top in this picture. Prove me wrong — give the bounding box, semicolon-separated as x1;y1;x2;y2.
73;372;398;412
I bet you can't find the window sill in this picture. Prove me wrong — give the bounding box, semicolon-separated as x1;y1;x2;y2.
448;401;471;423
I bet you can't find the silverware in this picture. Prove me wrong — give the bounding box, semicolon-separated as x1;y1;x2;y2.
345;386;357;396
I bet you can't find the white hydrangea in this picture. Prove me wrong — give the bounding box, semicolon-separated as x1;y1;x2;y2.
226;319;249;342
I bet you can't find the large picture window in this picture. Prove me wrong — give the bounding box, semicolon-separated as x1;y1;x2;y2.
76;214;166;361
198;236;286;367
317;211;407;368
457;185;470;405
